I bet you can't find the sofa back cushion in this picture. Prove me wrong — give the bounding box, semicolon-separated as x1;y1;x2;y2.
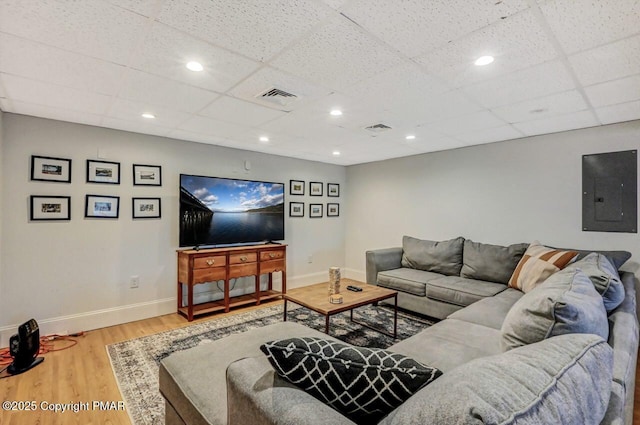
501;268;608;352
563;252;625;312
508;241;578;292
380;334;613;425
460;240;528;284
401;236;464;276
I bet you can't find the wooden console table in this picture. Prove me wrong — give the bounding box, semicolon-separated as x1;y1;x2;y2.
177;244;286;321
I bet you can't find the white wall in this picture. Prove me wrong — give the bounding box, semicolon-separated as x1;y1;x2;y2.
345;120;640;280
0;114;346;343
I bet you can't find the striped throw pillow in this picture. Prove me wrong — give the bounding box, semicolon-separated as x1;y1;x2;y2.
508;241;578;292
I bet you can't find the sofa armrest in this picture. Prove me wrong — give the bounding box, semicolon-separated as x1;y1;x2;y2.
366;247;403;286
227;356;356;425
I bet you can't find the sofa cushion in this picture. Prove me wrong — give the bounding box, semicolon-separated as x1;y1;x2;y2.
380;334;613;425
260;337;442;425
401;235;464;276
553;246;632;270
447;288;524;330
425;276;506;307
461;240;528;284
501;268;608;351
564;252;625;312
508;241;578;292
377;268;443;296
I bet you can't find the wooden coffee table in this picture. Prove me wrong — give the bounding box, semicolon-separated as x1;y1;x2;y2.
283;281;398;338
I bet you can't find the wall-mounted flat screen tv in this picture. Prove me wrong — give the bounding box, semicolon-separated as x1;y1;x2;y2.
180;174;285;248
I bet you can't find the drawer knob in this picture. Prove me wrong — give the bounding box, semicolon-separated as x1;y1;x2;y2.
206;259;215;266
269;253;275;259
240;256;247;262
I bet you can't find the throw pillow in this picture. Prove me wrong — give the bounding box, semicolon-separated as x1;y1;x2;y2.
508;241;578;292
564;252;625;312
460;240;529;284
501;268;609;352
260;337;442;424
401;235;464;276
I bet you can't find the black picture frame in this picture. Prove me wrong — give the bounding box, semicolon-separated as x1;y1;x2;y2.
289;202;304;217
327;203;339;217
327;183;340;197
290;180;305;196
132;197;161;219
30;195;71;221
87;160;120;184
133;164;162;186
31;155;72;183
85;194;120;218
309;181;323;196
309;203;323;218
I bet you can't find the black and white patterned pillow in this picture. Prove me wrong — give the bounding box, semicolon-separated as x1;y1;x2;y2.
260;337;442;424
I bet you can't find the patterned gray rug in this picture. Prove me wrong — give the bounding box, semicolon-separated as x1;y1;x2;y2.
107;303;434;425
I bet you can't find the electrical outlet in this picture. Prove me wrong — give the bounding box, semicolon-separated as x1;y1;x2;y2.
130;275;140;288
307;255;313;264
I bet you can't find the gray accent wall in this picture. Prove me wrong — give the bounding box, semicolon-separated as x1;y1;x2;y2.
345;120;640;279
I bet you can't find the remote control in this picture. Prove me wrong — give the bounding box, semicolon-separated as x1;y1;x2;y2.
347;285;362;292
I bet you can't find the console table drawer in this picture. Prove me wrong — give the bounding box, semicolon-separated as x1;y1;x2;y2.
260;259;285;273
193;267;227;283
229;252;257;264
229;263;258;278
260;250;285;261
193;255;226;269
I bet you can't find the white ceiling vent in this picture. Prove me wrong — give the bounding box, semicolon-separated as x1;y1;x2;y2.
364;123;392;133
255;87;299;107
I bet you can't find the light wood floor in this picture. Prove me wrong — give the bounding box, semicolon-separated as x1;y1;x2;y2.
1;300;639;425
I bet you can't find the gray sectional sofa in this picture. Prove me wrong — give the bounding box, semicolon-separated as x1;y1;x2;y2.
159;236;639;425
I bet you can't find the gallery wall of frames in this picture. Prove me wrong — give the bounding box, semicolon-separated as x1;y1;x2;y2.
288;179;340;219
29;155;162;221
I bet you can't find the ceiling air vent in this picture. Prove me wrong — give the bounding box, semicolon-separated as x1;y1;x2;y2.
255;87;299;107
364;123;392;133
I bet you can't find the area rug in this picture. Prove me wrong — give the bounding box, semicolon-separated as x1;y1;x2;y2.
107;303;434;425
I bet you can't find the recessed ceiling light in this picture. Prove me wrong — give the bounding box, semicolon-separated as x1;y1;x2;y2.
259;136;269;142
186;61;204;72
332;151;341;156
405;135;416;140
474;55;494;66
141;113;155;119
330;109;343;116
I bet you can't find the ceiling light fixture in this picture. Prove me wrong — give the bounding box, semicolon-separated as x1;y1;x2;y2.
405;135;416;140
141;113;156;119
332;151;341;156
474;55;494;66
330;109;343;116
186;61;204;72
259;136;269;142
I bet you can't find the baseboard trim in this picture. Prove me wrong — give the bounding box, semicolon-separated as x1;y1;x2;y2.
0;298;175;348
343;268;366;282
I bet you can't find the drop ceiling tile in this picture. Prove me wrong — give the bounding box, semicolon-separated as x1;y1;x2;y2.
462;60;576;108
342;0;529;58
404;136;467;153
178;115;250;139
105;0;163;17
106;98;191;128
6;99;104;127
595;101;640;125
430;110;508;136
491;90;588;123
512;110;599;136
270;16;403;90
101;117;172;138
540;0;640;54
569;35;640;86
0;33;126;96
199;96;286;127
399;90;484;126
119;69;219;113
0;0;149;64
157;0;331;62
415;10;558;88
321;0;348;10
1;74;112;115
455;125;525;145
131;23;260;93
585;75;640;108
167;129;228;146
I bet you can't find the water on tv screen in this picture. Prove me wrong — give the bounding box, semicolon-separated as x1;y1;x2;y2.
179;174;285;247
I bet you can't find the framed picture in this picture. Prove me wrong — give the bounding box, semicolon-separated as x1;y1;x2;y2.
289;202;304;217
133;197;161;219
31;155;72;183
85;195;119;218
309;181;323;196
327;183;340;197
30;195;71;221
309;203;323;218
290;180;305;196
133;164;162;186
327;203;340;217
87;160;120;184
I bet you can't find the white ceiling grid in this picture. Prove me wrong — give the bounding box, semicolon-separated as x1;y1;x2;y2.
0;0;638;165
